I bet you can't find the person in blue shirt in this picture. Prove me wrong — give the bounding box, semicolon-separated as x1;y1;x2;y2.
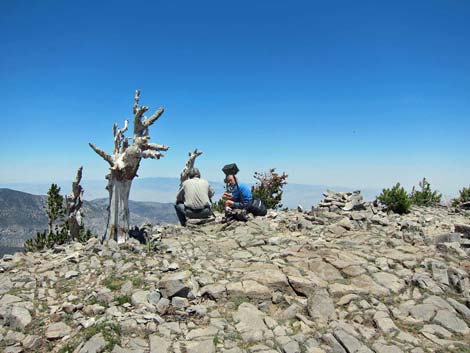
223;174;253;209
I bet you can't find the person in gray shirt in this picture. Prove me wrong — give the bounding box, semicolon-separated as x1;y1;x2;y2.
175;168;215;226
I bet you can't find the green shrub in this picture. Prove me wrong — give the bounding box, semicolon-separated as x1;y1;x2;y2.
24;224;94;252
212;198;226;213
453;186;470;207
115;295;131;305
45;183;65;233
24;228;67;252
410;177;442;206
377;183;412;214
251;168;288;209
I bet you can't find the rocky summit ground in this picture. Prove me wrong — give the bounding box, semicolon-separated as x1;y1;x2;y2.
1;202;470;353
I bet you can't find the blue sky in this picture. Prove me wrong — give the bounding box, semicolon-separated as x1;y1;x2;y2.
0;0;469;196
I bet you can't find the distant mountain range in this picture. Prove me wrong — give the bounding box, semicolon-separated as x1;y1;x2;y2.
0;177;381;209
0;188;177;249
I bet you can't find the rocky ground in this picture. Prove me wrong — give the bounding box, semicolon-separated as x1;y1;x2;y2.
1;201;470;353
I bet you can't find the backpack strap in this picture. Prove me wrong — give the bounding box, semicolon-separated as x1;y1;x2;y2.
234;176;246;208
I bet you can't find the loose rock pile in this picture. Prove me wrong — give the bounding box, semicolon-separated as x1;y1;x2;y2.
317;190;366;212
1;203;470;353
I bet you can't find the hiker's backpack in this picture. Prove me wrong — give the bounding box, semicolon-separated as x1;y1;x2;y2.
247;198;267;216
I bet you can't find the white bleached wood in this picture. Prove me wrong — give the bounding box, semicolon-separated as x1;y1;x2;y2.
180;149;203;184
65;166;84;240
90;89;169;243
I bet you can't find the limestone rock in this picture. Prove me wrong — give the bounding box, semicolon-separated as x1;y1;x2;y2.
9;306;32;330
307;288;336;323
433;310;470;334
131;290;150;306
185;339;215;353
233;302;272;343
78;333;107;353
45;322;72;340
149;335;171;353
158;270;193;298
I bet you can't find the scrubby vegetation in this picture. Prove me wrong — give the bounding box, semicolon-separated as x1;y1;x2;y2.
410;177;442;206
377;182;412;214
212;195;226;213
251;168;288;209
378;178;445;214
24;227;93;252
453;186;470;207
24;183;94;252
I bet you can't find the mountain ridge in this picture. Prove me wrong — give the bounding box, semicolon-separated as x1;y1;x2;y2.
0;188;177;249
0;177;382;209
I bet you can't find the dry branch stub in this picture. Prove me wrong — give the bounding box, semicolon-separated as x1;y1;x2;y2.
180;149;203;185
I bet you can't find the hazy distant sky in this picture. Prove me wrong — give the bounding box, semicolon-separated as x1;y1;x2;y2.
1;0;469;195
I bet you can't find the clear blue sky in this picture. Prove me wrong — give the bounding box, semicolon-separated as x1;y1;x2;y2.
1;0;469;195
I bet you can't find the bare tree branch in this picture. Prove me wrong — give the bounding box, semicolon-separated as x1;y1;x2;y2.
133;136;149;146
113;119;129;154
121;137;129;153
142;150;164;159
89;143;113;166
144;142;169;151
133;89;140;114
180;149;203;184
133;90;151;137
135;106;149;121
134;112;149;138
143;107;164;128
72;166;83;196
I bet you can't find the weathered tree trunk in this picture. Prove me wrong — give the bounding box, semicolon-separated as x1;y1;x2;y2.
90;89;169;244
65;166;84;240
104;178;132;243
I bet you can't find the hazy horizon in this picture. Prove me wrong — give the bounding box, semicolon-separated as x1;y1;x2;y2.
0;175;458;209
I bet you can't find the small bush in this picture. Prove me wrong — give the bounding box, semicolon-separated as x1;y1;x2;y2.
104;275;123;291
377;183;412;214
251;168;288;209
24;181;94;252
115;295;131;305
410;177;442;206
24;226;93;252
453;186;470;207
212;198;226;213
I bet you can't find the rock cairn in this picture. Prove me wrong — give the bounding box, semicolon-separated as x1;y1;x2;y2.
1;204;470;353
317;190;366;212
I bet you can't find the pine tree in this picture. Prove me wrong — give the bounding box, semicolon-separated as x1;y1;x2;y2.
45;183;65;233
377;183;412;214
452;186;470;207
410;177;442;207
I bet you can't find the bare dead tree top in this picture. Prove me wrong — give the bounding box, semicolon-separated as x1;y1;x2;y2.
71;166;83;197
89;89;169;178
180;149;203;184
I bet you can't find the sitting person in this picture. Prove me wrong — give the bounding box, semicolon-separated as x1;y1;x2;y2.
222;174;253;209
175;168;214;226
